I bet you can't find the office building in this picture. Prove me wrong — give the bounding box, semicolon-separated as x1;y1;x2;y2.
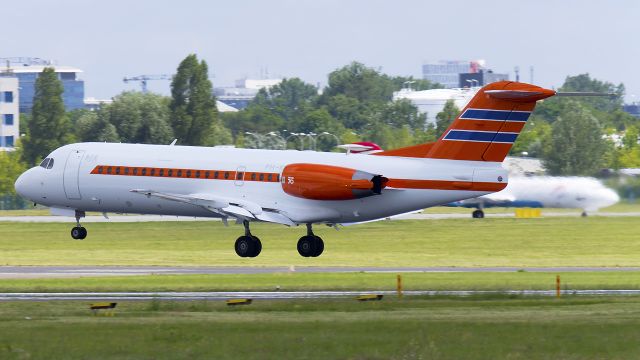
215;78;282;110
422;60;485;88
0;75;19;150
393;87;478;125
0;58;85;113
459;70;509;88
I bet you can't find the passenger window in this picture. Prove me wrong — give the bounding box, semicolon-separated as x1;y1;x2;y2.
168;169;173;177
205;171;210;178
133;168;138;175
124;167;130;175
46;159;54;169
149;168;155;176
195;171;200;178
251;173;256;181
141;168;147;176
268;174;273;181
186;170;191;178
259;173;264;181
115;167;121;175
214;171;219;179
97;166;103;174
236;172;244;180
159;169;164;176
224;172;229;179
177;170;182;177
107;167;112;174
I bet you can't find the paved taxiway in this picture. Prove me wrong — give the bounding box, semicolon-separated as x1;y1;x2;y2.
2;289;640;301
1;266;640;278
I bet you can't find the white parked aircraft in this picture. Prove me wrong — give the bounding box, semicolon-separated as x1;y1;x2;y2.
447;176;620;218
15;81;556;258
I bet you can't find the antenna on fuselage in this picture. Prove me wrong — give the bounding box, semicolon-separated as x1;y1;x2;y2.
169;139;177;146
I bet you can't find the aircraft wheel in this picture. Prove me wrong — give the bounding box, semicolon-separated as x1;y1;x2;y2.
311;236;324;257
297;236;317;257
472;210;485;219
250;236;262;257
71;226;87;240
235;235;255;257
581;211;588;217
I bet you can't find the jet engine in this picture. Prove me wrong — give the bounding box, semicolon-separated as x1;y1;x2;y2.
281;163;388;201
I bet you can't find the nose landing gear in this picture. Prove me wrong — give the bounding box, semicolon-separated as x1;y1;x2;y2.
71;210;87;240
297;223;324;257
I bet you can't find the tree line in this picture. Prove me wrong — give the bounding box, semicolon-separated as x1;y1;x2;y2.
2;55;640;205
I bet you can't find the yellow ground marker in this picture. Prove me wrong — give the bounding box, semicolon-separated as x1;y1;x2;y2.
226;299;253;306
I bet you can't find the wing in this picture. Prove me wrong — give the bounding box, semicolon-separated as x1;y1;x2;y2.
129;189;295;226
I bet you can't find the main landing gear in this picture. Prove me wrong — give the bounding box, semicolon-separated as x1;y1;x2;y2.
232;221;325;258
234;220;262;258
71;210;87;240
472;209;485;219
297;224;324;258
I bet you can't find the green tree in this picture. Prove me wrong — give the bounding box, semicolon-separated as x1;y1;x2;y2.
543;102;607;175
0;145;27;195
102;92;173;144
170;54;219;145
323;62;395;103
435;100;459;138
22;67;75;165
75;111;119;143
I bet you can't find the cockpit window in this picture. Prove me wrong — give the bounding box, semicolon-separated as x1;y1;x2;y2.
39;158;54;169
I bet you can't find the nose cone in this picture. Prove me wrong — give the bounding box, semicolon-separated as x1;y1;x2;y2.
14;168;38;201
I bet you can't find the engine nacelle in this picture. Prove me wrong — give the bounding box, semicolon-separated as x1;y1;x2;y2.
281;163;388;201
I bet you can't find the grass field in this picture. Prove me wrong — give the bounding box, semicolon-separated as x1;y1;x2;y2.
0;297;639;359
1;271;640;292
0;217;639;267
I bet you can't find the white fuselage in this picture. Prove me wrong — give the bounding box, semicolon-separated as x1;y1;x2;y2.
484;176;619;211
15;142;508;225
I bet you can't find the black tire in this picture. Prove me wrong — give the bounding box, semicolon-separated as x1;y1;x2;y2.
71;227;83;240
311;236;324;257
79;227;87;239
235;236;253;257
472;210;484;219
249;236;262;257
297;236;316;257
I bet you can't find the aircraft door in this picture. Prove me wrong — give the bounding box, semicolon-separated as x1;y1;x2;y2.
63;150;85;200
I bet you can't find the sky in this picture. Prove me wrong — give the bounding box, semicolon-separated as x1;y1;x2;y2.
3;0;639;101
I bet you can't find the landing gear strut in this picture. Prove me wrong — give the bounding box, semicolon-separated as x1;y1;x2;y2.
297;223;324;257
71;210;87;240
234;220;262;258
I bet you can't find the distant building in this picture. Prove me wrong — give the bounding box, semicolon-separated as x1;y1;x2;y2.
0;75;19;150
624;104;640;118
0;58;85;113
459;70;509;88
422;60;485;88
84;97;113;111
393;87;478;125
215;78;283;110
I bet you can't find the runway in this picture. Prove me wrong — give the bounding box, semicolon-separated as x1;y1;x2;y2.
1;211;640;223
1;266;640;278
2;289;640;301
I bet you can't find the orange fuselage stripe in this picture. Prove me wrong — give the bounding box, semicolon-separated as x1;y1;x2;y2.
90;165;505;192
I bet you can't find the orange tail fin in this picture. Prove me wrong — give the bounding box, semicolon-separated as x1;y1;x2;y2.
375;81;556;162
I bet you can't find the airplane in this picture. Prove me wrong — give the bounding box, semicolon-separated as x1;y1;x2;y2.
15;81;557;258
447;176;620;218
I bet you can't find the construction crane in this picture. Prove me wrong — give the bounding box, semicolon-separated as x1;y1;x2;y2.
123;74;172;94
